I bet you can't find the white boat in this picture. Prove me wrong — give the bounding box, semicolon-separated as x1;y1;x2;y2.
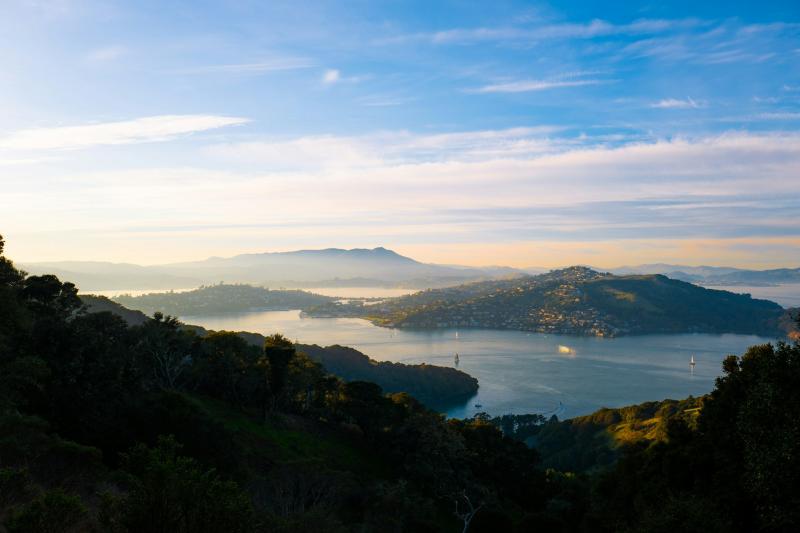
690;355;696;368
454;353;460;365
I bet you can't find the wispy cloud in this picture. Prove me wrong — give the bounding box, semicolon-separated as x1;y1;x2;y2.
85;44;127;63
175;57;314;75
650;97;706;109
0;115;250;151
758;112;800;120
379;18;700;45
470;78;609;94
321;68;369;85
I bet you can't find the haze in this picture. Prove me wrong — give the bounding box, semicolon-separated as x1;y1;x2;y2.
2;0;799;269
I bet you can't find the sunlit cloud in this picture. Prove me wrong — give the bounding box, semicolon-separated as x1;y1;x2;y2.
322;69;340;84
0;115;250;151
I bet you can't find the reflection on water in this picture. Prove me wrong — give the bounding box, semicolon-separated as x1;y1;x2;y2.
86;288;195;298
299;287;418;299
183;310;776;420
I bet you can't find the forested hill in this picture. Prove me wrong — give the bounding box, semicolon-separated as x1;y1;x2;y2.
311;266;792;337
112;284;334;316
79;294;478;411
298;344;478;410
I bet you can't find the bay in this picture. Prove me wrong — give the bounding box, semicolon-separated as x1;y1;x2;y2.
182;310;776;420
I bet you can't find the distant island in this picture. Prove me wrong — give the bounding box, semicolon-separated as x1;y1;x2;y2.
307;266;795;337
111;284;335;316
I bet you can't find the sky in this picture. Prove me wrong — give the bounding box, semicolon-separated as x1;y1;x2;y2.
1;0;800;269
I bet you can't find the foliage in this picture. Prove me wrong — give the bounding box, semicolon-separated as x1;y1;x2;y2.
5;489;89;533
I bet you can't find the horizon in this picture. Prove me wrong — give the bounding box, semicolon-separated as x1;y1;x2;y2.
2;0;800;269
14;244;800;272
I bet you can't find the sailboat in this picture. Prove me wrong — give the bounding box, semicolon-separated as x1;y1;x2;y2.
455;331;459;339
454;353;460;366
690;355;696;370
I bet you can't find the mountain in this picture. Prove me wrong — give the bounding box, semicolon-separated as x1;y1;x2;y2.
308;266;793;337
22;247;519;291
611;263;800;285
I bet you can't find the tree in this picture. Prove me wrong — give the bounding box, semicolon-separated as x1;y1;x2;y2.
135;313;194;390
5;489;89;533
262;334;296;414
108;436;253;533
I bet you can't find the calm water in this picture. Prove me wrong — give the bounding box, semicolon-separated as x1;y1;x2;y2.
703;283;800;308
182;310;776;420
299;287;417;299
88;288;195;298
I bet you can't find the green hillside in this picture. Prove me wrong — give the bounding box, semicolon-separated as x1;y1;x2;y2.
310;267;791;337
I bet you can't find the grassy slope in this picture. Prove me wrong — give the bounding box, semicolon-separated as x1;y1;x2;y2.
531;397;703;473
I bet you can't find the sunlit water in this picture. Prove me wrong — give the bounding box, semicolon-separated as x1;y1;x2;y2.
182;310;778;420
88;288;196;298
298;287;417;298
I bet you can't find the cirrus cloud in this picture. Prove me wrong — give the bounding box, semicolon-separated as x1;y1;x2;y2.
0;114;250;151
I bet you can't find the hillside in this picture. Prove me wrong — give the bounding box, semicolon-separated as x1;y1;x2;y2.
298;344;478;410
112;284;334;316
490;397;704;473
308;267;791;337
611;263;800;285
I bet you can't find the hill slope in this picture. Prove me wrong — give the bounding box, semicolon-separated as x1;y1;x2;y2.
309;267;791;337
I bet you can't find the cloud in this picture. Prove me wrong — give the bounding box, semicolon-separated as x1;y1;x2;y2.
321;68;369;85
7;129;799;265
379;18;699;45
207;126;564;169
0;115;250;151
650;97;706;109
758;112;800;120
85;45;127;63
175;57;313;74
322;69;340;84
470;78;608;94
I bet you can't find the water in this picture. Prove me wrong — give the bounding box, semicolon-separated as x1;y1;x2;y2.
703;283;800;308
87;286;416;299
182;310;777;420
299;287;417;299
87;288;195;298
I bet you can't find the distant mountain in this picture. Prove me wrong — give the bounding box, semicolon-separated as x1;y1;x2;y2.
610;264;800;285
22;247;515;291
308;266;793;337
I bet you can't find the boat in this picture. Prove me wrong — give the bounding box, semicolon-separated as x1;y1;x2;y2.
558;345;576;355
454;353;460;365
690;355;696;368
474;404;483;409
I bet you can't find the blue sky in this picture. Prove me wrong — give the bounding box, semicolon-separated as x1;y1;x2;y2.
1;0;799;267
